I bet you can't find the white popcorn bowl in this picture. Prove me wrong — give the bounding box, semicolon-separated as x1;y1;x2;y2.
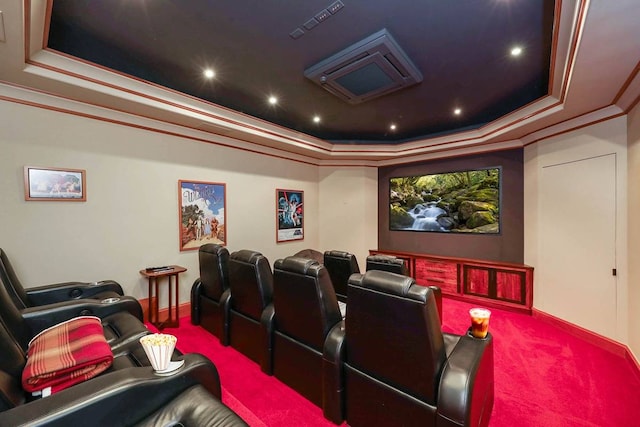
139;333;177;371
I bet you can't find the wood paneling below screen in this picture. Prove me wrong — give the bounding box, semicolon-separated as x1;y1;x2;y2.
371;249;533;313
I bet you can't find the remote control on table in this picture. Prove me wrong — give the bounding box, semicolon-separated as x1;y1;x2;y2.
145;266;172;272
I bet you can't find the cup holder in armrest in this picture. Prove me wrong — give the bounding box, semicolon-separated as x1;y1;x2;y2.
101;297;121;304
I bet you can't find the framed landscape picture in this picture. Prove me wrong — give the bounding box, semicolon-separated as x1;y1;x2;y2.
276;189;304;242
179;180;226;251
24;166;86;201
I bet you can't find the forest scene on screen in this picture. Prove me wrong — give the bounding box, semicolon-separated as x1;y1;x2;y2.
390;168;500;233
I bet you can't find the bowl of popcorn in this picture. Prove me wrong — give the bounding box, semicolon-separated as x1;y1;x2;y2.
139;333;177;372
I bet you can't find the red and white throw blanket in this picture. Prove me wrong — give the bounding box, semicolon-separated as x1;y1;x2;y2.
22;316;114;394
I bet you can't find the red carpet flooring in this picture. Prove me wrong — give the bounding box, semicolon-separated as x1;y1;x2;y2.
156;298;640;426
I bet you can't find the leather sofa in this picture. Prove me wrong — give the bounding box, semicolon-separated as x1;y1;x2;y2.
323;250;360;302
0;292;246;426
271;256;345;424
226;249;274;373
190;244;231;343
343;270;494;427
0;349;247;427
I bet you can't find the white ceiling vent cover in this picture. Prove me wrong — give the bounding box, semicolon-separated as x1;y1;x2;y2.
304;29;423;104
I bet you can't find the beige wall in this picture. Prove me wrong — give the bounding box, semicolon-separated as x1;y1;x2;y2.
627;102;640;359
524;116;628;344
318;166;379;267
0;99;376;304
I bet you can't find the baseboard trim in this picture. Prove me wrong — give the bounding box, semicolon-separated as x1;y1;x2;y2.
138;297;191;324
532;308;640;382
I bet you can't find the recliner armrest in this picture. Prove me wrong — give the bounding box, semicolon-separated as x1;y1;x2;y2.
436;333;494;427
322;319;346;424
21;296;144;334
428;285;443;324
260;303;275;375
26;280;124;305
0;353;222;427
220;288;232;346
190;278;203;325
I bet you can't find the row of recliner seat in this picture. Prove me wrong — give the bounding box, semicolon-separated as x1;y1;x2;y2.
0;248;248;426
190;244;494;427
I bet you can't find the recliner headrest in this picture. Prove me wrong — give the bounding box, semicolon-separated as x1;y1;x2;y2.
199;243;227;256
325;250;350;259
274;256;320;276
349;270;428;302
230;249;263;264
367;255;401;264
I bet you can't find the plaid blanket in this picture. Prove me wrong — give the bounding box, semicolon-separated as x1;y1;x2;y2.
22;316;113;394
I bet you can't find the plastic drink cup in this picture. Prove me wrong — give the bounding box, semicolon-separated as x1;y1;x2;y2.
469;308;491;339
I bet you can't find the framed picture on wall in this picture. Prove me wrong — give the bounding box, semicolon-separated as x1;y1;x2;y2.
178;180;226;251
276;189;304;242
23;166;86;201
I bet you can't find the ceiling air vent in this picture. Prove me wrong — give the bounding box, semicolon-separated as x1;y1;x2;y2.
304;29;422;104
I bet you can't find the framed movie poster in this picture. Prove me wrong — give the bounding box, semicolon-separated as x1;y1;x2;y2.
179;180;226;251
24;166;86;201
276;189;304;242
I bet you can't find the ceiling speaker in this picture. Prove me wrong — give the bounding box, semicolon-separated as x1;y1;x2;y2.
304;29;422;104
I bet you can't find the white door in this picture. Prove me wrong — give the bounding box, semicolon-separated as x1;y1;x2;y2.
539;153;617;337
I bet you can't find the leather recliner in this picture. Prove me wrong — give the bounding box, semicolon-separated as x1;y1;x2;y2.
0;248;124;308
0;317;246;427
190;244;231;344
226;249;274;374
323;250;360;303
271;256;345;424
0;270;149;355
366;254;443;323
344;270;494;427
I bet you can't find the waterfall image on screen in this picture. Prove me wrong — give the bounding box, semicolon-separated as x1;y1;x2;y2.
389;168;500;233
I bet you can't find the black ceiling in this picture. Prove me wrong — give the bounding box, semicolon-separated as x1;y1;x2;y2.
47;0;555;144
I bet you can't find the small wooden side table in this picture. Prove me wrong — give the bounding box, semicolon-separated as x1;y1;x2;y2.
139;265;187;329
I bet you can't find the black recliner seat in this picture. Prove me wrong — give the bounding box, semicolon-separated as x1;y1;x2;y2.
0;310;246;427
226;249;274;374
366;253;443;323
0;292;182;396
271;256;345;424
0;270;149;355
344;270;494;427
0;248;124;308
323;250;360;303
191;244;231;343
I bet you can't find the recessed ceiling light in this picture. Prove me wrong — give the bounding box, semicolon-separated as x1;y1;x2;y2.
203;68;215;79
313;115;321;123
510;46;523;57
454;108;462;116
389;124;397;131
268;96;278;105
